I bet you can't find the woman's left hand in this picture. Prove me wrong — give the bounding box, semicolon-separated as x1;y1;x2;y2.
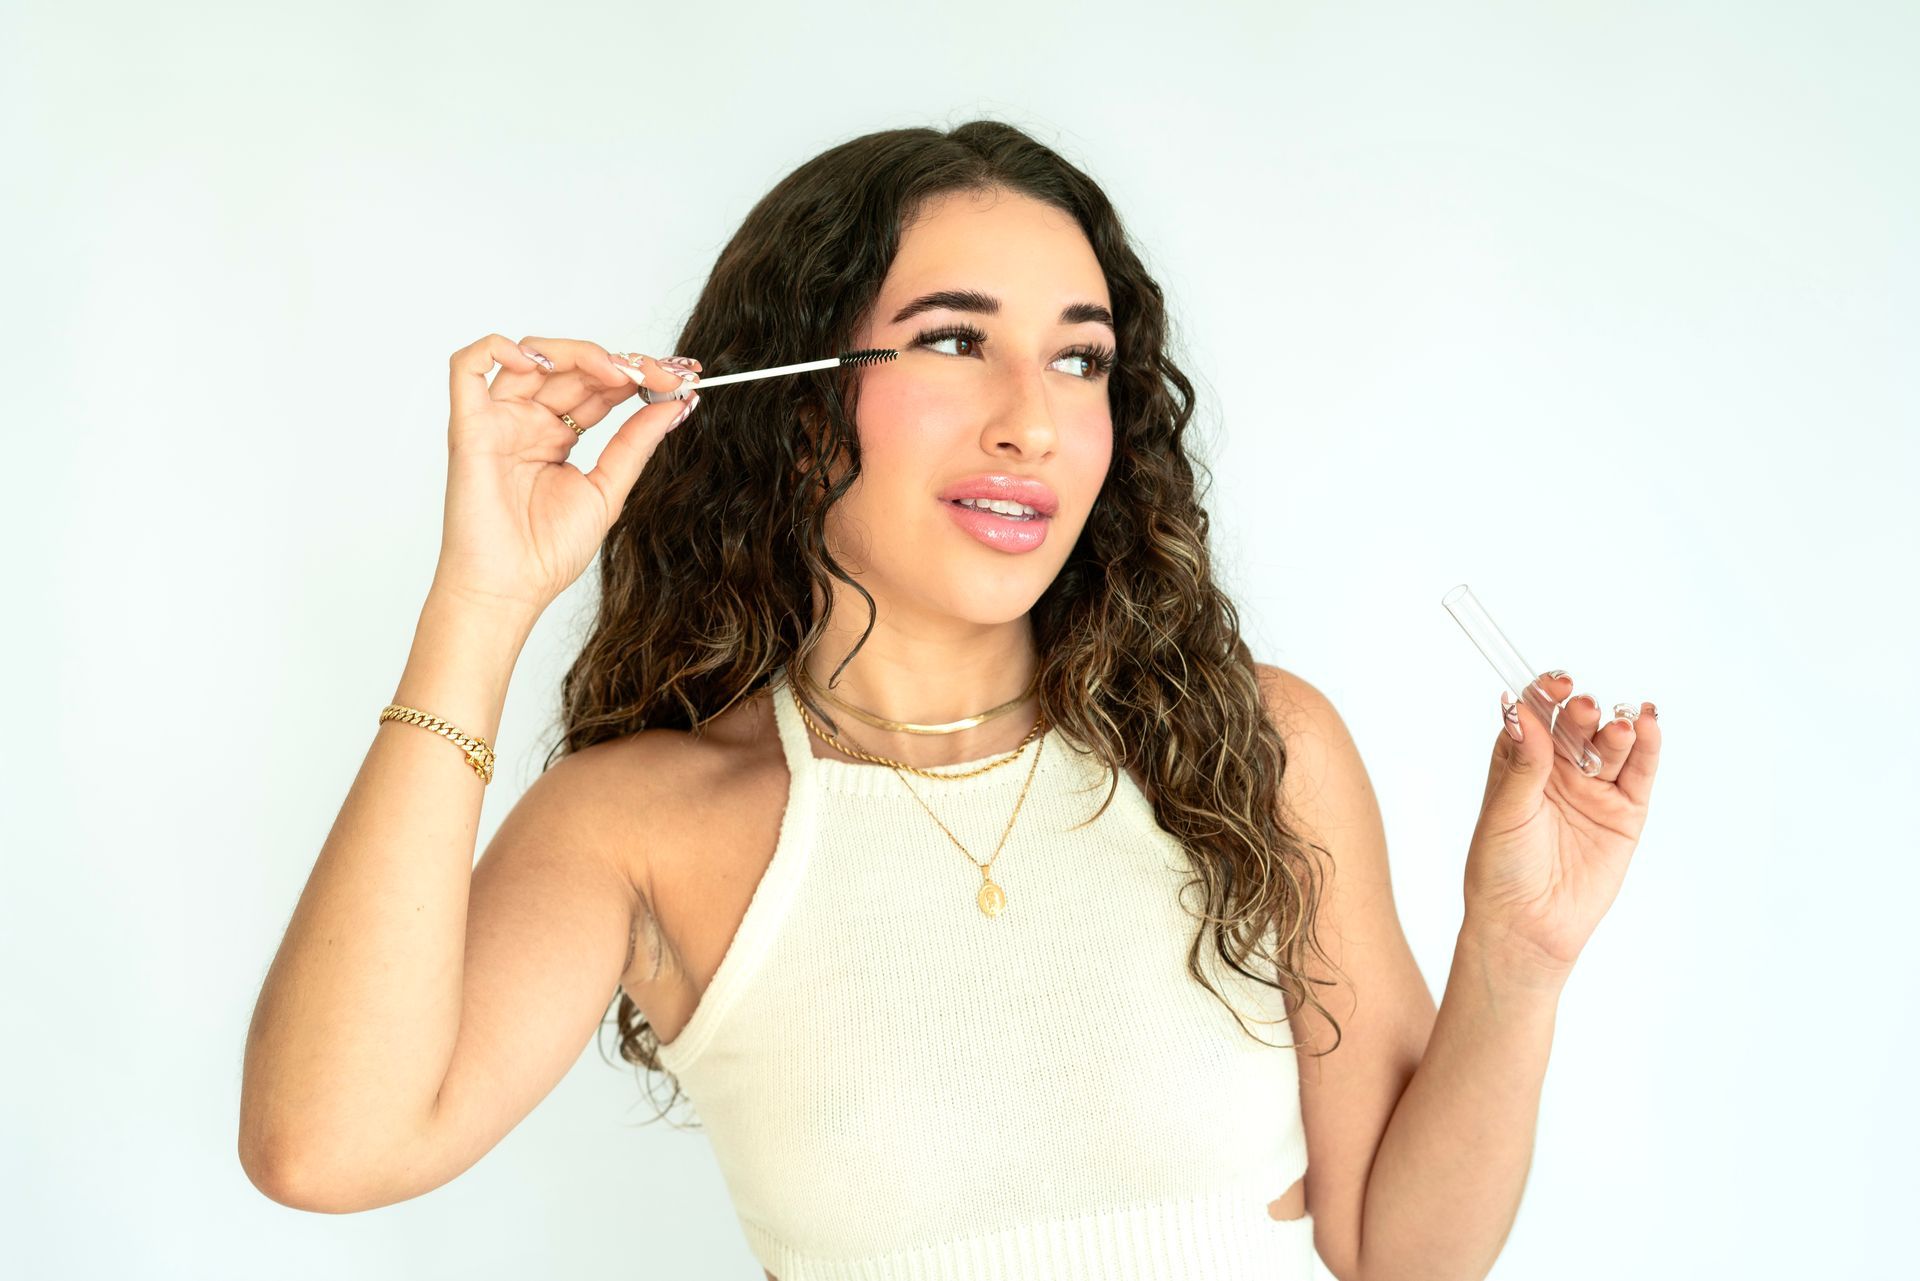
1461;671;1663;981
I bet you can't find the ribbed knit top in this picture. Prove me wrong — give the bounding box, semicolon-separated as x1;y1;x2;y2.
654;667;1315;1280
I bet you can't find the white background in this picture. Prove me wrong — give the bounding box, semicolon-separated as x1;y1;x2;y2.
4;1;1914;1277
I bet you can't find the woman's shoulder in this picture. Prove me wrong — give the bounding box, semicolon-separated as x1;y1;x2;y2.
589;687;789;885
588;683;784;790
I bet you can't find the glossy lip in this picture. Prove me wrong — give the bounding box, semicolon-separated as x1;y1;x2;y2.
935;473;1060;517
941;496;1051;553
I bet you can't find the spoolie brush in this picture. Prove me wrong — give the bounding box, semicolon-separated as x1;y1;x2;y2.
636;347;898;403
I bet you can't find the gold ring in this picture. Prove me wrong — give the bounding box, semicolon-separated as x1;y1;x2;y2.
559;412;582;436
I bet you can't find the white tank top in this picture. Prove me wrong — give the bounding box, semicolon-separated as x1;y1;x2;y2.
655;666;1315;1279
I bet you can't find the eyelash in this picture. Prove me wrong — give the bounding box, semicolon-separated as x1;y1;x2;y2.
909;322;1118;381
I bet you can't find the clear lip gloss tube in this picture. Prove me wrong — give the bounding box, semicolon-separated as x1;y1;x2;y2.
1442;583;1602;776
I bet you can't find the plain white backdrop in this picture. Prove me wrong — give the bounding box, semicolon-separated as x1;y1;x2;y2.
4;1;1914;1277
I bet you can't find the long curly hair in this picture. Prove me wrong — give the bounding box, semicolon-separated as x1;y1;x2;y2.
542;118;1347;1125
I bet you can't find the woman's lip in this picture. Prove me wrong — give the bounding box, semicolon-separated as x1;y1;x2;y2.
940;498;1051;553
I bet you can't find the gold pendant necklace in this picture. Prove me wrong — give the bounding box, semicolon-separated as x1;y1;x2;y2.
788;674;1047;917
898;739;1045;917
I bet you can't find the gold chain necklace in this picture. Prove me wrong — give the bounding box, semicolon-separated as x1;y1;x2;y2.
787;673;1047;917
789;665;1041;774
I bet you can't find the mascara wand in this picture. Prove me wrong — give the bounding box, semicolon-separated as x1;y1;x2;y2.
634;347;899;403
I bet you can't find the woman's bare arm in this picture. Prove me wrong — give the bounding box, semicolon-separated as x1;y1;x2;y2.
237;586;624;1210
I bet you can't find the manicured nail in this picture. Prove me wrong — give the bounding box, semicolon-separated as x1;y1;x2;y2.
1611;702;1640;723
1500;689;1524;742
519;344;555;371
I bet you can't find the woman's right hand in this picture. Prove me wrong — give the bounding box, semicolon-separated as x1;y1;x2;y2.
432;333;702;619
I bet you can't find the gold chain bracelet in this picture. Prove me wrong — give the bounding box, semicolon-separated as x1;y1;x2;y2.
378;703;497;784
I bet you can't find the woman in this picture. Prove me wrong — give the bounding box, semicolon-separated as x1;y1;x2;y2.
240;120;1662;1281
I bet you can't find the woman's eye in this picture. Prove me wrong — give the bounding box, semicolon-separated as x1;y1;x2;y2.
922;333;979;358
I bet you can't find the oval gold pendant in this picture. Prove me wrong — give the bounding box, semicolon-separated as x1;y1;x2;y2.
977;877;1007;917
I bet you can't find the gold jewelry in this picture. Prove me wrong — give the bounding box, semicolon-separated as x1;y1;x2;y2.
892;734;1044;917
559;412;583;436
788;681;1047;917
790;663;1037;735
378;703;497;784
790;684;1043;779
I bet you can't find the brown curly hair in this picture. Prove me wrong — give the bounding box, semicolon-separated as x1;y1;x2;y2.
538;118;1346;1126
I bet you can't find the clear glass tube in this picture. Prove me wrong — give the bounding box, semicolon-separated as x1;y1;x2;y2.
1441;583;1602;776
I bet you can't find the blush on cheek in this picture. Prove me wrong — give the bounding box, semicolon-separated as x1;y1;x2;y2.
864;373;965;441
854;383;976;506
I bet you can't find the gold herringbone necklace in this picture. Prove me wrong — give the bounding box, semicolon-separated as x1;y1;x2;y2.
789;666;1042;774
798;665;1039;735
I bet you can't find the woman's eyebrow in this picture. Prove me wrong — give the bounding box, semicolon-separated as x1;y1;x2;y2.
888;288;1115;334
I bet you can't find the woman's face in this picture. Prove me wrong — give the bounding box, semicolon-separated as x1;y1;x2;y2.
820;187;1117;634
